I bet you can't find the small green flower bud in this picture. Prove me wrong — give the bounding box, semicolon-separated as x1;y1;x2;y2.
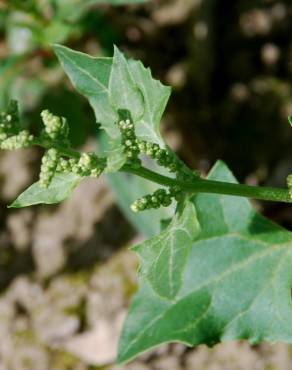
69;158;78;167
61;152;106;178
0;133;8;142
131;187;176;212
169;185;182;200
0;130;34;150
41;110;69;140
90;168;103;178
161;195;172;207
137;140;146;152
117;118;141;164
56;158;72;174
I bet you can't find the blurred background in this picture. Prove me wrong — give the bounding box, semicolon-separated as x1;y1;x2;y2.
1;0;292;369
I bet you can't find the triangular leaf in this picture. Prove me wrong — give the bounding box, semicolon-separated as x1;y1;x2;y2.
54;45;171;171
133;200;200;300
118;160;292;363
53;44;119;139
9;173;81;208
109;46;144;122
128;59;171;147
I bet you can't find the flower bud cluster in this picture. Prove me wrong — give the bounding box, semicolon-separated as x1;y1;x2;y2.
137;140;181;173
72;152;106;177
0;101;32;149
39;148;59;188
0;130;34;150
131;187;181;213
41;110;69;140
118;119;140;162
287;174;292;199
56;152;106;178
169;185;183;200
0;100;21;137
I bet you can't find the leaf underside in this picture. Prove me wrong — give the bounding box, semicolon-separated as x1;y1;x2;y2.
9;173;81;208
118;160;292;364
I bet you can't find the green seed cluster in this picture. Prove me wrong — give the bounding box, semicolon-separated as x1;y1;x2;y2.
73;152;106;177
56;158;73;174
118;118;199;180
0;100;21;137
39;148;59;188
131;187;181;212
169;185;183;200
41;110;69;140
116;119;198;212
0;130;34;150
56;152;106;178
137;140;182;173
287;174;292;199
118;119;140;161
0;101;34;150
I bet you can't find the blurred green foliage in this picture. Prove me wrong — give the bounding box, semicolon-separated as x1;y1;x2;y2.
0;0;146;147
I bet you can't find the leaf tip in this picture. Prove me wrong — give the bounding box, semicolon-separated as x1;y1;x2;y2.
208;160;237;184
52;43;63;53
52;43;72;60
7;200;21;209
112;45;127;62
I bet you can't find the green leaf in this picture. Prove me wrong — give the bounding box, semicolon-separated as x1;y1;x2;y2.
128;59;171;146
53;44;119;139
109;46;144;122
133;200;200;300
53;44;128;171
107;171;174;237
9;173;81;208
118;160;292;363
54;45;171;170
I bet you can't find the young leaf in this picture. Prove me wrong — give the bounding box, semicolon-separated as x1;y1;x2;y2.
9;173;81;208
133;200;200;300
128;59;171;147
109;46;144;122
54;45;171;170
53;45;119;139
118;160;292;363
53;44;129;172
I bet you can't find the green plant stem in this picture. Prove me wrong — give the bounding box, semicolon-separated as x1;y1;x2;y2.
32;139;292;204
122;165;292;204
32;138;80;159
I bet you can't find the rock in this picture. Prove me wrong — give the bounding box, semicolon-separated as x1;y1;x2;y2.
9;345;49;370
32;177;114;278
64;311;126;365
152;355;182;370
